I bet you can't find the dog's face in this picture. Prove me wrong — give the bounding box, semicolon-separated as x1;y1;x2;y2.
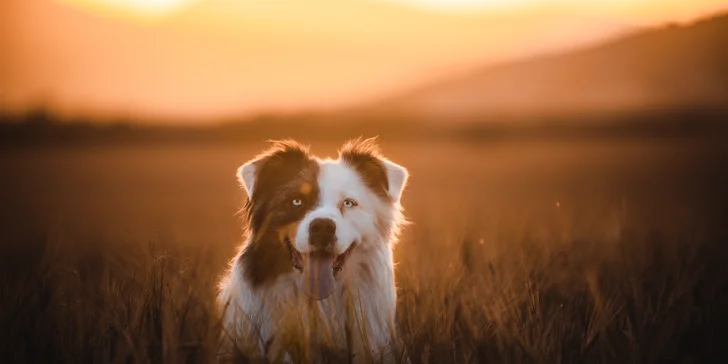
237;138;408;300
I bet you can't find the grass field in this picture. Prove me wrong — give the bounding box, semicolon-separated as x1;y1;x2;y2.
2;136;728;363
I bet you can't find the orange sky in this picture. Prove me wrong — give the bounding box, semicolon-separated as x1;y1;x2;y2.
1;0;727;122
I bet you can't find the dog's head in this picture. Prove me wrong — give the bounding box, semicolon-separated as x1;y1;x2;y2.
237;138;408;300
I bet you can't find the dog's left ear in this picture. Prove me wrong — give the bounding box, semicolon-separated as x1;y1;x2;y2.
340;137;410;203
382;159;408;203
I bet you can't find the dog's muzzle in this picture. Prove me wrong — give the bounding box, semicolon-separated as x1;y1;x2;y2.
285;218;356;300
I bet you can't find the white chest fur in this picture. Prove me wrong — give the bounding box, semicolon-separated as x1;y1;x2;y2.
218;242;399;363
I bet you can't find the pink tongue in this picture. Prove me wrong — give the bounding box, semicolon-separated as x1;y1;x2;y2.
300;251;336;300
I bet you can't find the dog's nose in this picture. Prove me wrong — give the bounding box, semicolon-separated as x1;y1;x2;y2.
309;218;336;249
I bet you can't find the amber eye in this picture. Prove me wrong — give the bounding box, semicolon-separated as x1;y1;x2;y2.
292;199;303;206
342;198;358;208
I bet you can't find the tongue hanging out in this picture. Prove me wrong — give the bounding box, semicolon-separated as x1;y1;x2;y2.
299;251;337;300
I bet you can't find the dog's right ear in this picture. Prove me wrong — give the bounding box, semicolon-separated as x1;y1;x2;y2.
236;140;313;198
237;159;260;198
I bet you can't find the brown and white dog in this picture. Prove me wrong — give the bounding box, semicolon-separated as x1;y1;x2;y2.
217;138;409;363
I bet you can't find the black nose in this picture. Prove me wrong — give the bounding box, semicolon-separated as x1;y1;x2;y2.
309;218;336;248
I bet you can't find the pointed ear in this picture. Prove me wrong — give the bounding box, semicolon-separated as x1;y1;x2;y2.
383;159;408;203
237;139;313;198
237;159;259;197
339;137;410;203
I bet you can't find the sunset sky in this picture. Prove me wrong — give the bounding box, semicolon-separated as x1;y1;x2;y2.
1;0;727;122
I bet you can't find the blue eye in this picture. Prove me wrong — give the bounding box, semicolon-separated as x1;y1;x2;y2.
343;199;357;208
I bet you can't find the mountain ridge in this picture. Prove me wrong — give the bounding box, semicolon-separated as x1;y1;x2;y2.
369;11;728;122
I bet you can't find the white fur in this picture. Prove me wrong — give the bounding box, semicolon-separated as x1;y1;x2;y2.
218;154;408;363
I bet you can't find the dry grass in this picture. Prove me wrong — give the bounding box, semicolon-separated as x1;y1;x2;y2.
1;138;727;363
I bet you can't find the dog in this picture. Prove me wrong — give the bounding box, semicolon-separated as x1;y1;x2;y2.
217;138;409;363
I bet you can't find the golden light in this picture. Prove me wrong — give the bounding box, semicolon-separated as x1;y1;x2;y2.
58;0;196;17
385;0;538;12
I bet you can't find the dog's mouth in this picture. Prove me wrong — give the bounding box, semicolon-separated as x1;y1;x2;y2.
285;237;356;300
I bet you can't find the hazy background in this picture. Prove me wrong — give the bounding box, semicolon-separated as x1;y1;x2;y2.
2;0;728;121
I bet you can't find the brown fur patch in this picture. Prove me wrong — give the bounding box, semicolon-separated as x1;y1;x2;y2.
339;137;391;202
239;140;320;288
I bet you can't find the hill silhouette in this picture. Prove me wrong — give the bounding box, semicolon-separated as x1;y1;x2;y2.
376;12;728;121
